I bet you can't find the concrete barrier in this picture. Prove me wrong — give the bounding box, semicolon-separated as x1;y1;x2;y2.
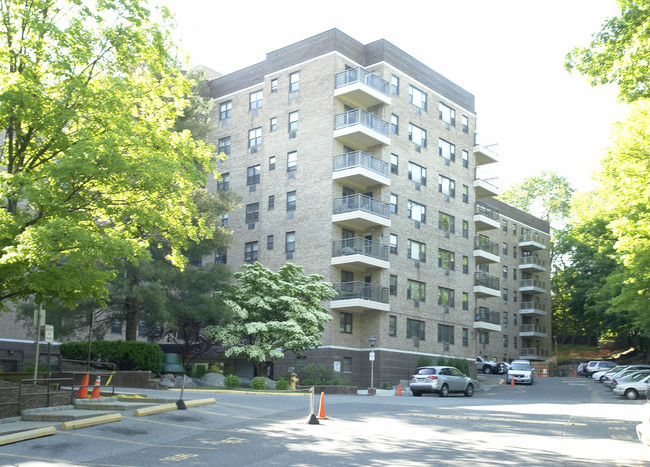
182;398;216;407
60;413;122;430
133;403;177;417
0;426;57;446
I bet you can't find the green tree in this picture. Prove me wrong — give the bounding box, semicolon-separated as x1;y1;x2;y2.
565;0;650;103
0;0;216;311
202;263;337;376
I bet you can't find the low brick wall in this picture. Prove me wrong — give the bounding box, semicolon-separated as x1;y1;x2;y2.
303;385;357;395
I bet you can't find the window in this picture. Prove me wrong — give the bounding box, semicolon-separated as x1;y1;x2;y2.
389;315;397;336
270;117;277;132
217;173;229;191
289;111;299;132
479;331;489;345
513;336;518;349
408;162;427;185
287;151;297;172
340;312;352;334
271;78;278;93
249;127;262;148
215;249;227;265
462;150;469;168
439;139;455;162
245;203;259;224
407;319;425;340
438;175;455;197
502;220;508;234
503;242;508;256
391;114;399;134
289;71;300;93
439;102;455;126
390;153;399;174
438;324;454;344
111;320;122;334
267;235;274;250
462;220;469;238
514;314;518;326
390;193;398;214
513;269;518;280
218;137;231;155
407;239;426;262
268;195;275;210
408;123;427;147
407;279;426;301
244;241;258;262
286;191;296;211
220;101;232;120
408;200;426;223
513;246;517;258
391;74;399;95
462;115;469;133
218;214;228;227
438;211;455;233
513;224;517;235
438;249;455;270
250;90;262;110
438;287;455;307
269;156;276;170
389;234;398;254
390;275;397;296
343;357;352;373
409;85;427;111
503;266;508;279
503;312;508;329
247;165;260;186
462;185;469;203
462;256;469;274
462;292;469;310
462;328;469;346
503;288;508;302
286;231;295;252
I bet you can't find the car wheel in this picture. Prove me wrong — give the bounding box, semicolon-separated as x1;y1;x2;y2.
464;383;474;397
599;375;606;382
625;388;638;400
439;384;449;397
412;391;422;397
529;378;534;385
484;366;492;374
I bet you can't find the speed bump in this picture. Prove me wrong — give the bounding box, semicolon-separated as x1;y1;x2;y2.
134;403;178;417
0;426;57;446
60;413;122;430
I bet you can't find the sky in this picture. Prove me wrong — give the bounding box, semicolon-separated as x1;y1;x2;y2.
159;0;626;193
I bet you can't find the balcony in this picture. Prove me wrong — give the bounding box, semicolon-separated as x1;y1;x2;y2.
332;194;391;229
519;278;547;294
474;202;500;231
519;348;551;361
519;324;547;338
334;67;391;108
334;109;390;149
473;144;498;165
474;236;500;264
330;281;390;312
473;272;501;298
474;177;499;199
333;151;390;188
519;256;547;272
331;237;389;270
473;307;502;332
520;301;547;316
519;233;547;251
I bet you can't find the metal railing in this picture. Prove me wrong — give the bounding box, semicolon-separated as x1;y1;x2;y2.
335;67;390;96
520;324;547;334
474;307;500;325
475;202;499;221
334;109;389;137
519;233;547;247
331;281;389;304
520;348;551;358
520;301;547;312
520;279;546;290
333;151;389;177
332;237;388;261
474;236;499;256
474;272;500;290
333;194;390;218
520;256;546;268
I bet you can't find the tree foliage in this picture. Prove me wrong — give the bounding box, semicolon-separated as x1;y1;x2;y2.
202;263;337;376
565;0;650;103
0;0;216;310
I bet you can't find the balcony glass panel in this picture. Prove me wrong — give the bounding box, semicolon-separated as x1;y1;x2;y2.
474;272;500;290
475;202;499;221
331;281;389;303
335;67;390;96
332;237;388;261
333;194;390;218
333;151;389;177
474;236;499;256
474;307;500;325
334;109;389;137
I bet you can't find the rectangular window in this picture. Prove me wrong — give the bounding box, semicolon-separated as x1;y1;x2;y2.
462;328;469;347
218;214;228;227
220;101;232;120
215;249;227;265
479;331;489;345
268;195;275;210
503;266;508;279
285;231;295;252
439;102;455;126
289;71;300;93
503;312;508;328
462;292;469;310
462;185;469;203
390;275;397;296
343;357;352;373
462;150;469;168
462;220;469;238
407;239;426;262
439;138;455;162
438;212;455;233
249;90;262;110
247;165;260;186
514;336;518;349
269;156;276;170
390;193;398;214
503;288;509;302
249;127;262;148
438;324;454;345
389;315;397;336
513;246;517;258
407;319;425;340
271;78;278;93
513;269;518;280
391;114;399;134
340;312;352;334
462;256;469;274
409;85;427;111
287;151;297;172
270;117;277;132
513;224;517;235
502;220;508;234
217;173;229;191
390;153;399;174
111;320;122;334
408;200;426;223
244;241;258;262
462;115;469;133
408;123;427;147
408;162;427;185
503;242;508;256
438;249;455;270
438;287;455;307
286;191;296;211
391;74;399;95
438;175;455;197
504;335;509;348
245;203;259;224
407;279;426;302
267;235;274;250
389;234;398;254
218;137;231;155
288;111;299;132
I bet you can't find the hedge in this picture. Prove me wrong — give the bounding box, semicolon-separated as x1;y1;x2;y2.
60;341;163;373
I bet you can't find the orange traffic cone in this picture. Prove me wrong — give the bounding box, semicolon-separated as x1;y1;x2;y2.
510;376;515;386
77;373;89;398
317;392;327;419
90;375;102;399
573;370;577;378
396;383;402;395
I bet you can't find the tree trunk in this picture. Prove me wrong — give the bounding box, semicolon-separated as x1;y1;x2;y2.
124;299;138;341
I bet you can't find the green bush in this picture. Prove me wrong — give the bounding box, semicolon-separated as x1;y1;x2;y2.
276;377;289;390
416;356;433;367
59;340;163;373
192;365;207;379
435;357;470;376
295;363;340;385
250;377;267;390
224;374;240;388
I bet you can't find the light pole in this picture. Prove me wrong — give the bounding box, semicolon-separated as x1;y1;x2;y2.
369;336;376;389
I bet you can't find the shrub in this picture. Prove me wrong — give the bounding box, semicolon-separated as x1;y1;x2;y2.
295;363;340;385
224;374;240;388
192;365;207;379
435;357;470;375
276;377;289;390
416;356;433;367
250;377;267;390
59;341;163;373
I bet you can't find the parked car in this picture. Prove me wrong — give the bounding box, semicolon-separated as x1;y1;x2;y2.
612;372;650;400
409;366;475;397
585;360;617;374
604;366;650;388
497;362;510;374
593;365;627;382
577;362;589;377
476;356;500;374
507;360;535;385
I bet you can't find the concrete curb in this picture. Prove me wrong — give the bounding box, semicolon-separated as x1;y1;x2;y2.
182;398;216;407
60;413;122;430
0;426;57;446
133;403;177;417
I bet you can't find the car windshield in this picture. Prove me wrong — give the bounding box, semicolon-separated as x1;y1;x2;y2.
511;363;531;370
416;368;436;375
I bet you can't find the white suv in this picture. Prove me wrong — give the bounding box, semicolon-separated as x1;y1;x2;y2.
507;360;535;385
585;360;616;374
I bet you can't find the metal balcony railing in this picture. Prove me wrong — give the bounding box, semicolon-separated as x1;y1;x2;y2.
335;67;390;96
520;324;547;334
519;233;547;247
474;307;500;325
332;237;388;261
474;236;499;256
520;256;546;268
475;202;499;221
520;348;551;358
334;109;389;137
474;272;500;290
520;279;546;290
333;151;389;177
520;301;547;312
331;281;389;303
333;194;390;218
